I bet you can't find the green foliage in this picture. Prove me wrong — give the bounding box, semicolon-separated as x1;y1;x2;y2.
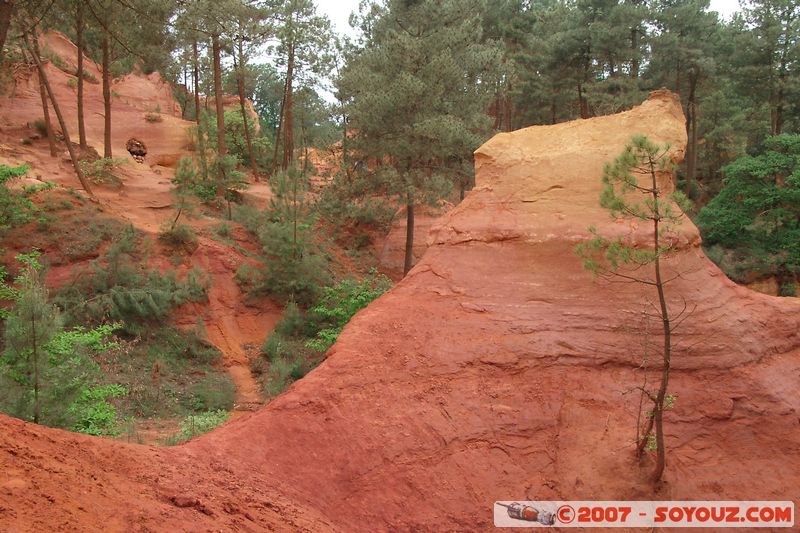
158;224;197;250
698;134;800;289
144;112;163;123
305;270;392;352
236;167;329;305
340;0;499;205
576;136;688;275
0;257;124;434
168;409;229;445
53;226;209;335
0;164;36;234
68;384;128;436
186;375;235;412
174;156;214;203
41;46;71;72
79;158;128;186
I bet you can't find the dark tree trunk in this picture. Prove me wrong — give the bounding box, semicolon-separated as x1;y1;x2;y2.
101;31;112;158
25;31;94;197
403;190;415;276
0;0;13;62
270;75;288;176
685;72;699;191
630;26;640;79
192;40;208;182
76;2;87;149
650;159;671;484
193;41;201;125
212;33;226;159
236;40;258;181
36;54;57;157
282;42;295;171
212;33;227;197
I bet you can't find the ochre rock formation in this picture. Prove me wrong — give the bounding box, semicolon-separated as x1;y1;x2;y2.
2;90;799;532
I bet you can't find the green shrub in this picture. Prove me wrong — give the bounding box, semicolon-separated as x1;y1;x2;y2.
263;355;308;397
144;112;163;123
79;157;128;186
67;77;77;90
0;164;36;234
214;222;232;238
779;282;797;297
186;374;235;412
305;270;392;352
698;134;800;288
32;119;48;135
41;47;70;72
158;224;197;250
69;384;128;436
53;226;209;334
81;70;98;84
168;409;229;445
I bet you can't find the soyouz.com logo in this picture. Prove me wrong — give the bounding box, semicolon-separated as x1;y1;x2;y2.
493;501;795;528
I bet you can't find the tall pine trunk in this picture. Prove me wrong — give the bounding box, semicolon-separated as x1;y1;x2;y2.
403;188;415;276
685;74;698;191
630;26;640;79
236;40;258;181
270;75;288;176
192;40;208;182
35;53;57;157
101;31;112;158
649;156;671;484
282;42;295;170
76;2;87;149
212;33;226;195
25;31;94;197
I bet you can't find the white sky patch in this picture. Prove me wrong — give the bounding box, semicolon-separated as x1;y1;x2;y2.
316;0;361;38
710;0;742;19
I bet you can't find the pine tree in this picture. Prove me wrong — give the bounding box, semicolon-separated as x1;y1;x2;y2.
340;0;500;274
2;254;61;425
577;136;692;483
269;0;333;173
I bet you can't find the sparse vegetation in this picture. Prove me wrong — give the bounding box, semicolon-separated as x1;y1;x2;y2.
53;225;209;336
79;157;128;186
144;112;163;123
167;409;229;445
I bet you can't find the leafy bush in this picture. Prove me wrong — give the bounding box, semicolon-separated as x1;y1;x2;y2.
0;164;36;234
144;112;163;123
305;270;392;352
0;282;125;435
41;46;71;72
68;384;128;436
779;282;797;297
698;134;800;292
168;409;229;444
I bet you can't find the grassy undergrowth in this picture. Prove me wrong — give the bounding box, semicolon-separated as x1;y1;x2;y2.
252;270;392;398
0;196;233;442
